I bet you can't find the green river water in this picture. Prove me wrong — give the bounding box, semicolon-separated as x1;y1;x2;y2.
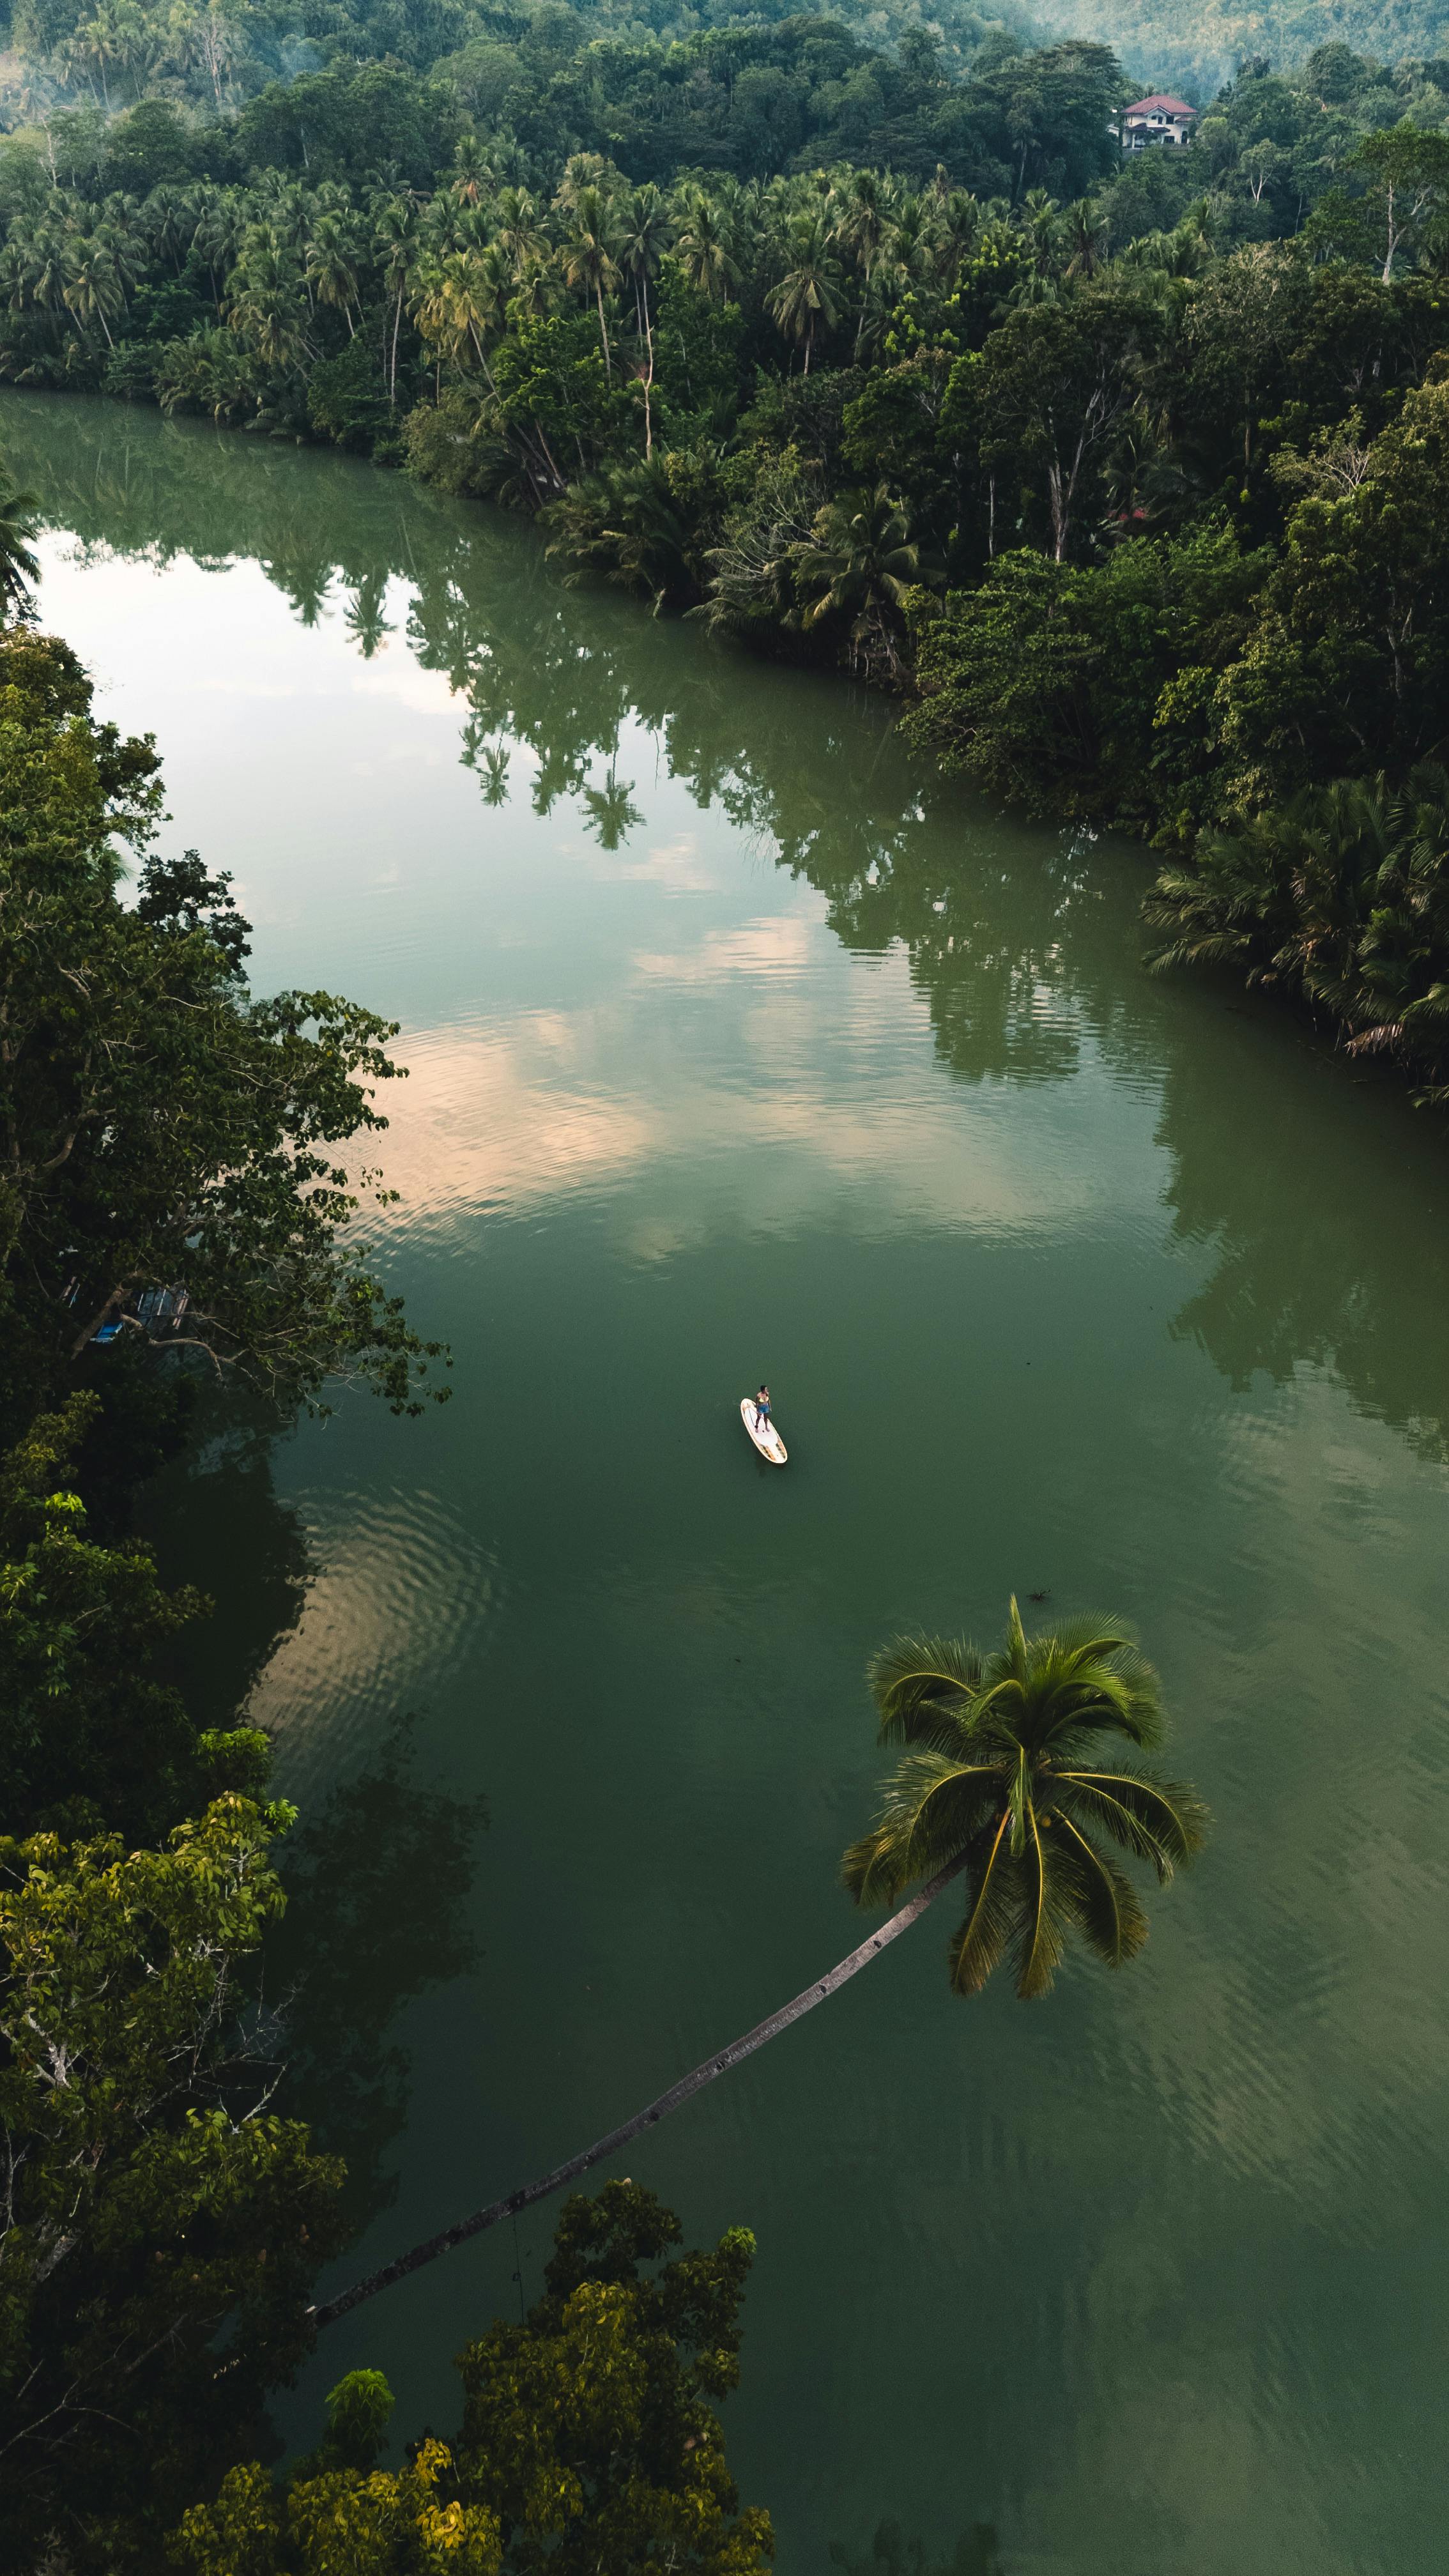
10;389;1449;2576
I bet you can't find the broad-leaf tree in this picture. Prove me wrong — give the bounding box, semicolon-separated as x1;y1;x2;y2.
0;1392;270;1841
0;629;447;1441
0;1796;348;2567
171;2182;773;2576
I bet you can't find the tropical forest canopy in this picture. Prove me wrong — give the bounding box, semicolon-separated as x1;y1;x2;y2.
3;19;1449;1090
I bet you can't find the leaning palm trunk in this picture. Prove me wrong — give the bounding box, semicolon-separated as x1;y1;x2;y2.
309;1848;969;2329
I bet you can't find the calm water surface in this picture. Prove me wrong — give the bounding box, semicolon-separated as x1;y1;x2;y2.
12;391;1449;2576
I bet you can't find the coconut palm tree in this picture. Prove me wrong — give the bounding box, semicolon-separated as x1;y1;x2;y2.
310;1602;1205;2327
767;214;843;372
793;483;941;681
493;185;549;282
192;183;245;312
1063;197;1108;280
542;454;707;611
562;185;622;381
61;234;125;349
843;1604;1206;1996
618;181;669;453
830;165;892;282
306;210;360;337
227;237;311;373
671;185;740;303
371;192;416;408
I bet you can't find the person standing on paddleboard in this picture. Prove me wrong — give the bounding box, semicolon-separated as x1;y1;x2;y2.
755;1384;772;1434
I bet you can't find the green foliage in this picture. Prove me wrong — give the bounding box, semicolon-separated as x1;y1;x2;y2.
1146;761;1449;1101
309;333;393;451
0;1795;348;2568
3;13;1449;1101
0;628;448;1437
843;1599;1209;1998
0;1391;274;1839
905;522;1273;836
542;447;725;608
793;479;940;678
1215;372;1449;803
0;466;39;614
975;285;1161;559
171;2181;774;2576
1045;2;1449;96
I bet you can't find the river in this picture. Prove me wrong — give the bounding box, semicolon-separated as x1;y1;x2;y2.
10;389;1449;2576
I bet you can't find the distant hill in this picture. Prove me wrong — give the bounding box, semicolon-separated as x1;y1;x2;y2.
1036;0;1449;95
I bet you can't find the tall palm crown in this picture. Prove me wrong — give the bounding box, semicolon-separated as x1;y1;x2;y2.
843;1600;1207;1999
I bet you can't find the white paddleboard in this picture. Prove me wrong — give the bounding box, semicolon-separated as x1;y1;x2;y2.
740;1397;787;1466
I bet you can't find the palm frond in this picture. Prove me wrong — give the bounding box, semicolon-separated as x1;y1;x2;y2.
867;1632;983;1745
945;1815;1016;1995
1052;1813;1149;1968
1049;1653;1166;1749
1055;1768;1209;1880
841;1753;1002;1905
1011;1806;1069;2000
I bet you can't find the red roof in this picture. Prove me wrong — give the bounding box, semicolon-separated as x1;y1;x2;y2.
1125;95;1195;114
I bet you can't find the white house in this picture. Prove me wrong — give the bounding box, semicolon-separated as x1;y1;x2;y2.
1119;94;1196;151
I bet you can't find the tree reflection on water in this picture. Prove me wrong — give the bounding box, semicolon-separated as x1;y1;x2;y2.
15;389;1449;1463
830;2519;1001;2576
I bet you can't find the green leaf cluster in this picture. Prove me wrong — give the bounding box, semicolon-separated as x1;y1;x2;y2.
172;2181;775;2576
0;1795;349;2566
0;626;448;1440
0;1390;270;1840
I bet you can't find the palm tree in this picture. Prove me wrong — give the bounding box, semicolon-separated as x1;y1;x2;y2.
306;210;360;337
793;484;942;682
1016;186;1065;284
562;185;622;382
192;183;245;312
1063;197;1108;280
372;193;416;409
671;187;740;303
309;1602;1204;2327
542;454;707;611
618;182;669;454
767;215;843;372
0;473;39;621
68;6;119;109
61;235;125;349
843;1604;1206;1996
493;185;549;282
343;571;393;659
831;166;891;280
407;251;451;399
227;238;311;374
